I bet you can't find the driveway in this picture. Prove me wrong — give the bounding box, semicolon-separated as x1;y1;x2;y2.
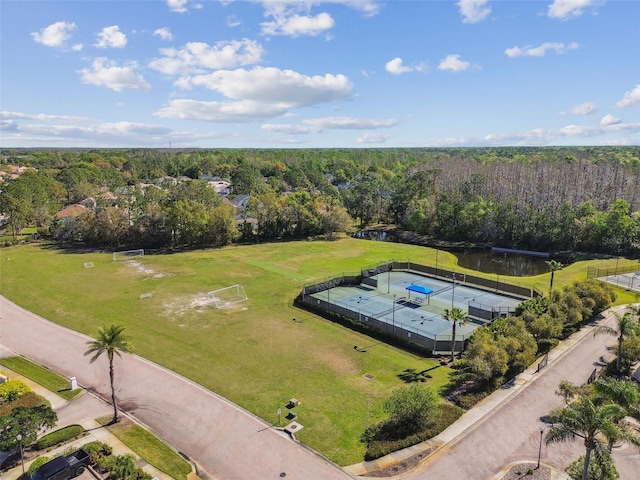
0;296;353;480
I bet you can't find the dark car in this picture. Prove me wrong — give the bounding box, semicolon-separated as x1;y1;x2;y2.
31;449;91;480
0;450;21;472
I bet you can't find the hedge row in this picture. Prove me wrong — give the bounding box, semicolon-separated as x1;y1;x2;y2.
364;403;464;460
34;424;84;450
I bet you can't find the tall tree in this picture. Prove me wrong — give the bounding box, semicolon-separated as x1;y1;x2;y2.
594;307;640;373
546;260;563;293
443;306;469;364
85;324;134;423
546;395;636;480
592;377;640;480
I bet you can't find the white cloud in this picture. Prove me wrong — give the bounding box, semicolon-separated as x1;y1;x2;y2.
438;54;471;72
149;39;265;75
94;26;128;49
227;15;242;28
0;112;174;147
615;84;640;108
79;58;151;92
156;68;353;123
505;41;579;58
153;28;174;41
261;12;335;37
560;102;596;115
385;58;411;75
257;1;379;37
357;133;393;144
31;21;76;48
263;116;397;134
1;111;89;122
167;0;188;13
600;114;620;125
72;44;83;52
177;67;352;108
457;0;491;24
547;0;604;21
155;99;289;122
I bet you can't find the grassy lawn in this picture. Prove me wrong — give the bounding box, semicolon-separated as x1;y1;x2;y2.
0;356;82;401
0;238;637;464
97;416;192;480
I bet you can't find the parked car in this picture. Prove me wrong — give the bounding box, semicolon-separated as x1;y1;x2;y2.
0;450;20;472
31;449;92;480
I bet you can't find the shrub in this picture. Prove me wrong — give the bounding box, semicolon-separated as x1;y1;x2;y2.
82;441;112;463
34;424;84;450
363;403;463;460
0;391;47;415
0;379;31;402
27;456;51;475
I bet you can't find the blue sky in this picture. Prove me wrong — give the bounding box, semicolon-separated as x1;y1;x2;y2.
1;0;639;148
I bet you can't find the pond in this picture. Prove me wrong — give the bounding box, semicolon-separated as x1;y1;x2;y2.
453;250;551;277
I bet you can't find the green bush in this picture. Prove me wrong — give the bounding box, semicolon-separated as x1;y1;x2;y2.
0;379;31;402
363;403;464;460
0;391;48;415
455;390;491;409
82;440;113;462
27;456;51;475
34;424;84;450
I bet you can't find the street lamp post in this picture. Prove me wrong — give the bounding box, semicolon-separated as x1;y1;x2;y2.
392;294;396;334
16;433;24;474
451;273;456;309
492;259;502;291
537;428;544;469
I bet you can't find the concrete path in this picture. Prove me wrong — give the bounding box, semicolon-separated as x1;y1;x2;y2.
0;296;353;480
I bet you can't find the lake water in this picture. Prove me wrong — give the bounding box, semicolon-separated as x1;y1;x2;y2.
453;250;551;277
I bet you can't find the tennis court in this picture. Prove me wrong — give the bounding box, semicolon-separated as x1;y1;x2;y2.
599;270;640;293
310;271;522;343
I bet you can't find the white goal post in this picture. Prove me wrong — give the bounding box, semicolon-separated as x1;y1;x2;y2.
207;284;248;309
113;249;145;262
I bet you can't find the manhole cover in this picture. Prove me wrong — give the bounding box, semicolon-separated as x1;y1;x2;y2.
363;373;375;380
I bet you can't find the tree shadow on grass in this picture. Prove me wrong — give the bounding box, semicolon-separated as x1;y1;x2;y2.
397;366;440;383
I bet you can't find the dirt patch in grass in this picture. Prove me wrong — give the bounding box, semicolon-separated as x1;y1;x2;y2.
361;447;437;477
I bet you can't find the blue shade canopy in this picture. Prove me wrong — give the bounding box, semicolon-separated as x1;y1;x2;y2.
406;285;433;295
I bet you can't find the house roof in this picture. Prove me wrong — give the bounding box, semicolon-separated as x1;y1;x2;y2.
55;204;87;218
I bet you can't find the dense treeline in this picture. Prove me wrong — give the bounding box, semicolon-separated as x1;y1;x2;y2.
1;146;640;253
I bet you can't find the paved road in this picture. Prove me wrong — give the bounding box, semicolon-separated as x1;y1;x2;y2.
0;296;353;480
401;305;640;480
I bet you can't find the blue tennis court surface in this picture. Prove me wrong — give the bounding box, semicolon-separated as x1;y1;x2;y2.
311;271;522;341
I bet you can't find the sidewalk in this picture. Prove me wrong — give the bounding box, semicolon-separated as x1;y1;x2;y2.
0;367;176;480
343;304;627;478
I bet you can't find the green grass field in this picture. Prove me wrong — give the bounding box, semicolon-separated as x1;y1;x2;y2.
0;356;82;401
0;239;637;464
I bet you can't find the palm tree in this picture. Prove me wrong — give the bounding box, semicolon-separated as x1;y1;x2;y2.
545;395;635;480
592;377;640;480
593;306;639;372
443;307;468;364
546;259;563;293
85;324;133;423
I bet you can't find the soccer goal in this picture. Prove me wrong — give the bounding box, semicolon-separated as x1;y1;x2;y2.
207;284;248;309
113;249;145;262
